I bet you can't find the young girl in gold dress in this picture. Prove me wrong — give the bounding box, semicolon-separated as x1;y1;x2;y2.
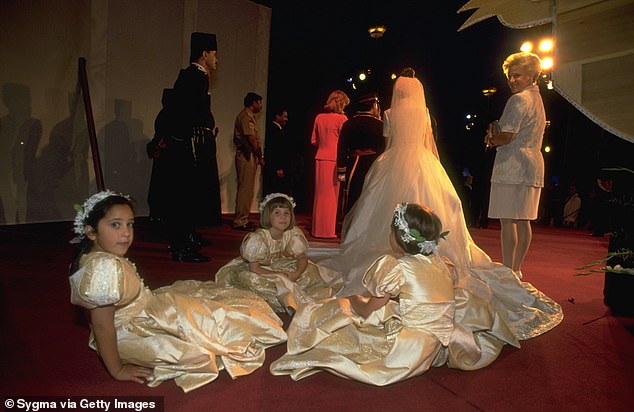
68;191;286;392
215;193;342;314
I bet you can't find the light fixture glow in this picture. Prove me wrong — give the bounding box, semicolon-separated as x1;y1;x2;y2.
368;25;386;39
541;57;554;70
358;73;367;81
538;39;554;52
544;146;551;153
520;42;533;53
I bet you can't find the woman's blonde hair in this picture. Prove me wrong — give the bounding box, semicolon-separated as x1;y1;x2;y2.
323;90;350;114
503;52;542;83
260;196;296;229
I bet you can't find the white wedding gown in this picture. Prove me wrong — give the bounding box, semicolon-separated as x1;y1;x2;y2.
314;76;562;340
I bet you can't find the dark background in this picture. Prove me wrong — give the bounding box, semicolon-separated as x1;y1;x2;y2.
254;0;632;217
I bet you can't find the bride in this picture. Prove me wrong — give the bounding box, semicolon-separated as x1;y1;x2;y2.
317;69;562;340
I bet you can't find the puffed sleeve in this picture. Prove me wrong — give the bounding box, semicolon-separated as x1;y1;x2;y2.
240;230;270;263
362;255;405;297
69;253;138;309
284;226;309;257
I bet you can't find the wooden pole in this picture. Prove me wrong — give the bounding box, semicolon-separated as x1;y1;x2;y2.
78;57;105;191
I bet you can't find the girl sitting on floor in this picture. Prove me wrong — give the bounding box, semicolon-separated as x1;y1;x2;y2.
270;202;519;385
68;191;286;392
215;193;343;314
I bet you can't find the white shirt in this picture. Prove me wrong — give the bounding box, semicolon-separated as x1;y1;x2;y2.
491;84;546;187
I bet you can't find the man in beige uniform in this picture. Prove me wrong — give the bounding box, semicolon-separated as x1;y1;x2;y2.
233;92;264;230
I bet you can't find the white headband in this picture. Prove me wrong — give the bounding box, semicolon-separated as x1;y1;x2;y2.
393;202;439;255
70;190;130;243
258;193;296;214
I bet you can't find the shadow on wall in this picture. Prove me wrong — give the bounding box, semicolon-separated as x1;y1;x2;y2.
0;83;93;224
98;99;150;213
0;82;152;225
0;83;91;224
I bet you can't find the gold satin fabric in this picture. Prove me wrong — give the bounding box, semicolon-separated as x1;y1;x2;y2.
70;252;287;392
270;254;519;385
215;227;343;313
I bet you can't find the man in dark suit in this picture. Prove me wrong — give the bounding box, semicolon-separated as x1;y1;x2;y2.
162;32;221;262
337;93;385;214
262;108;290;196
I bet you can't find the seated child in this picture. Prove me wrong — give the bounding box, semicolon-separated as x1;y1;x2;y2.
68;191;287;392
215;193;343;314
270;202;519;385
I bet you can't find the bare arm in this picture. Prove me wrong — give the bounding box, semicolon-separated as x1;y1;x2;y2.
348;293;391;318
90;306;152;383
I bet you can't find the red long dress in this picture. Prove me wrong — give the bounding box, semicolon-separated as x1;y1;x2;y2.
311;112;347;238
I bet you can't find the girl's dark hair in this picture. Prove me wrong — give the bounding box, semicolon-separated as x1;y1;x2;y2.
68;194;135;276
259;196;295;229
391;203;442;255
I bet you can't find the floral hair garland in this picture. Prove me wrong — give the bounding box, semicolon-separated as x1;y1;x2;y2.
70;190;129;244
258;192;296;214
393;202;447;255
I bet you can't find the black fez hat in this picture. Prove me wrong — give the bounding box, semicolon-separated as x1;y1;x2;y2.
190;32;217;60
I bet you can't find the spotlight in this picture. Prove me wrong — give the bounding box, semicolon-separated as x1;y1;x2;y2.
541;57;554;70
539;39;554;52
544;146;551;153
359;73;367;81
520;42;533;52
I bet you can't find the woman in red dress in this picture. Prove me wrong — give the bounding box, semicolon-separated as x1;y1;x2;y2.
311;90;349;238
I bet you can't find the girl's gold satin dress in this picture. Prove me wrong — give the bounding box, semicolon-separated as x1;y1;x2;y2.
270;253;521;385
215;227;343;313
70;251;287;392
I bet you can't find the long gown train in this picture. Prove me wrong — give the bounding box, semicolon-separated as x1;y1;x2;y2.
312;76;563;342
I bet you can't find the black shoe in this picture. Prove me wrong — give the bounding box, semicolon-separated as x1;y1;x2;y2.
170;248;210;263
186;232;211;248
233;222;258;232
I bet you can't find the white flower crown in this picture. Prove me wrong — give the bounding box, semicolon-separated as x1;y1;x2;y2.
393;202;444;255
70;190;130;243
258;192;296;213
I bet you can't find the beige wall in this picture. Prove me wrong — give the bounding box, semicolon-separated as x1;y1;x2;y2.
0;0;270;224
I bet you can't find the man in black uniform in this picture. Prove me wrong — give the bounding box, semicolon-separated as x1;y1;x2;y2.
336;93;385;214
147;88;174;222
162;32;221;262
262;108;290;195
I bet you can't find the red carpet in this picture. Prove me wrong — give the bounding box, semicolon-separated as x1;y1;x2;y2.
1;216;633;411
